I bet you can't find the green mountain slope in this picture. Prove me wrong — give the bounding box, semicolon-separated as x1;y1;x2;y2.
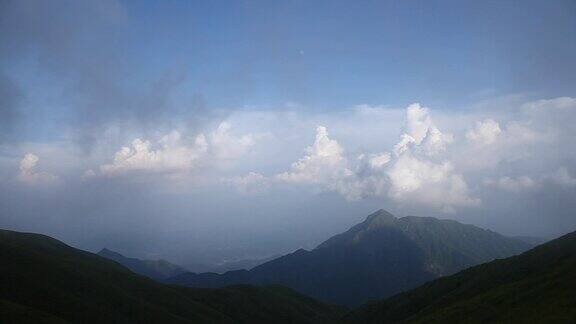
170;210;530;306
0;229;343;323
344;230;576;323
97;248;188;280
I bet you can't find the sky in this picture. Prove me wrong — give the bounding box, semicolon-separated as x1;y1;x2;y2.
1;0;576;268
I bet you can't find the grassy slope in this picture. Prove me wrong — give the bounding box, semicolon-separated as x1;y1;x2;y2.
0;229;343;324
344;231;576;323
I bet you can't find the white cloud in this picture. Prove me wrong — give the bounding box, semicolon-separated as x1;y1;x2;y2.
485;176;537;192
484;167;576;192
522;96;576;111
406;103;434;144
504;121;540;144
224;172;269;195
466;119;501;145
237;103;478;211
99;131;208;175
394;103;453;156
386;151;479;212
388;155;445;195
388;158;478;212
459;118;545;171
276;126;357;198
210;122;255;161
385;104;477;212
18;153;57;185
13;96;576;215
276;126;350;184
95;122;256;177
367;152;391;170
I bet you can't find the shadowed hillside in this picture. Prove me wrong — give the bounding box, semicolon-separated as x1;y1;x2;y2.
344;230;576;323
169;210;530;305
0;229;344;323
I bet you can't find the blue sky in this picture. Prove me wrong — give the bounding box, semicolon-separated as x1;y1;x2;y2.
120;0;576;108
3;0;576;143
1;0;576;267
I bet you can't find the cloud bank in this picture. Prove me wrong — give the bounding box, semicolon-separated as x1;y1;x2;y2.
231;103;478;212
3;95;576;267
8;96;575;216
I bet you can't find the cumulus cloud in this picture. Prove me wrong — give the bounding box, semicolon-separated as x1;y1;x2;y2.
11;96;576;215
466;119;501;145
233;103;478;212
210;122;256;161
99;131;208;175
386;104;477;212
93;122;256;177
365;152;391;170
274;126;364;199
277;126;350;184
394;103;453;156
18;153;57;185
459;118;545;171
387;155;478;212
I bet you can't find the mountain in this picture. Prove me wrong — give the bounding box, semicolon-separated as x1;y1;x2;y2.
344;229;576;323
512;235;549;246
215;254;281;272
0;229;345;323
169;210;531;306
97;248;188;280
97;247;279;277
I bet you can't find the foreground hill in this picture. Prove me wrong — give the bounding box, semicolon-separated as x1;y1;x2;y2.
344;230;576;323
97;248;188;280
0;229;344;323
169;210;530;305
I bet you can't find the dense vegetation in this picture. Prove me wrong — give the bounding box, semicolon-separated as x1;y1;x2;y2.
0;229;344;323
344;230;576;323
169;210;530;305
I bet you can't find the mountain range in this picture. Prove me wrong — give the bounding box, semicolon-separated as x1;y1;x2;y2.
168;209;531;306
97;248;188;281
96;248;280;278
1;209;575;322
0;229;344;323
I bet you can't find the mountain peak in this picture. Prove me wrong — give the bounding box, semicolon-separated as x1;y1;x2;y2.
98;248;124;258
364;209;397;226
171;209;532;306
